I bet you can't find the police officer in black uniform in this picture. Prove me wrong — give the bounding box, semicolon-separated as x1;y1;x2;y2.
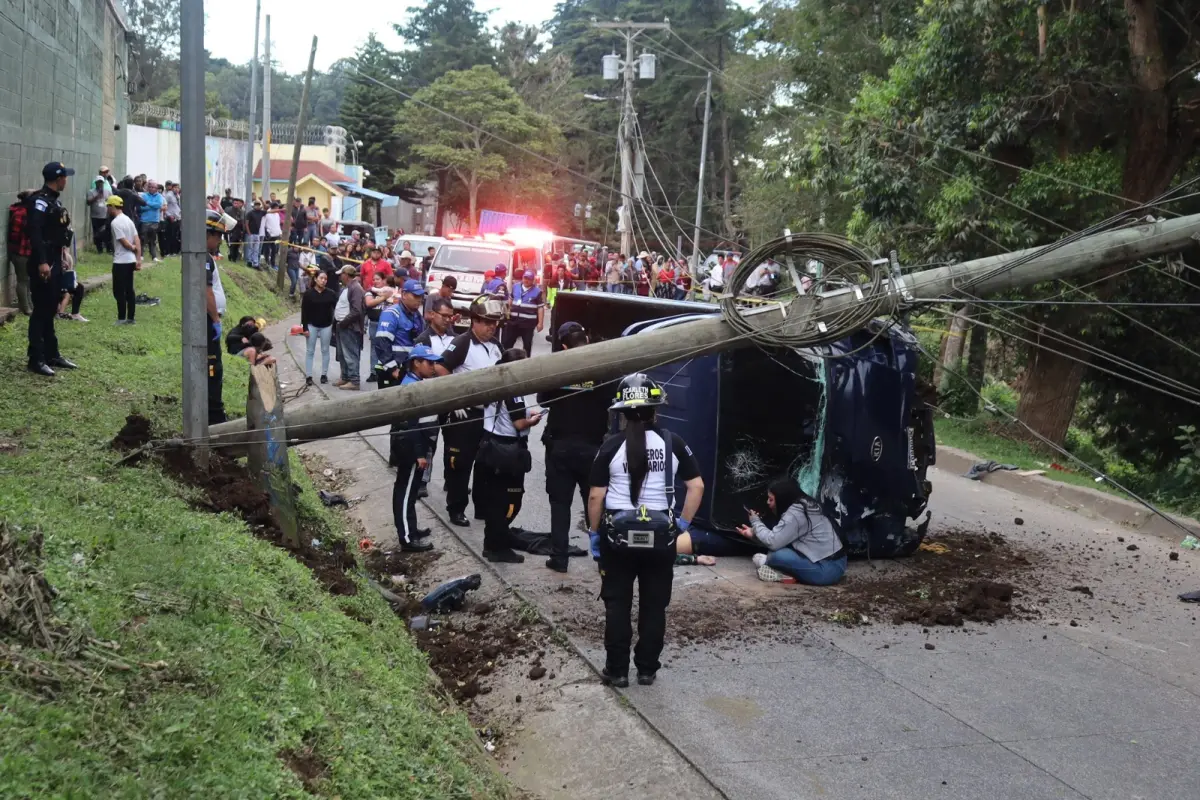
537;322;613;573
438;295;505;526
205;210;230;424
586;373;705;687
25;162;79;376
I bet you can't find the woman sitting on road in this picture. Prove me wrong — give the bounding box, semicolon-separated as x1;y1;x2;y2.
737;475;846;585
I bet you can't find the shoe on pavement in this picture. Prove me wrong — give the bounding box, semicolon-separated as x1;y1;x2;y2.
365;373;378;383
417;486;428;499
752;553;768;568
305;376;314;387
449;512;470;527
545;558;568;574
413;528;431;539
400;539;434;553
339;382;360;391
320;375;329;384
756;564;795;583
27;362;55;377
48;357;78;370
70;314;88;322
636;672;657;686
601;668;629;688
484;549;525;564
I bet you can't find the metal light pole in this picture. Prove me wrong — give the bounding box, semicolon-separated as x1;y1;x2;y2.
180;0;208;464
261;16;272;209
595;20;669;256
690;71;713;287
244;0;260;204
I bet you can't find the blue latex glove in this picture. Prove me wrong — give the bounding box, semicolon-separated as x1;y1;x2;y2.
211;320;222;341
676;518;691;532
589;531;601;561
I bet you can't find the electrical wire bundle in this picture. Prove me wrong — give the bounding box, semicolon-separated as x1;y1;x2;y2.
718;233;891;349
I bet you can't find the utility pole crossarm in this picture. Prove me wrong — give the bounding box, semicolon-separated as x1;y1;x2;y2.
592;21;671;31
207;214;1200;451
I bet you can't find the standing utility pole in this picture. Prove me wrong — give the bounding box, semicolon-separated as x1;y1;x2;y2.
278;36;318;293
595;20;669;257
180;0;208;464
691;71;713;288
261;16;272;216
244;0;261;204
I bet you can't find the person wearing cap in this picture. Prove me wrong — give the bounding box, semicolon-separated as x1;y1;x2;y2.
24;162;79;376
390;343;442;553
484;263;508;299
413;295;457;495
503;269;545;354
204;210;230;422
423;274;457;320
107;195;141;324
397;249;417;281
86;175;112;253
439;295;505;527
374;278;426;390
536;322;615;572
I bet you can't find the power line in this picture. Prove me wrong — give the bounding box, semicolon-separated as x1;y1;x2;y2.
343;60;742;252
911;340;1196;538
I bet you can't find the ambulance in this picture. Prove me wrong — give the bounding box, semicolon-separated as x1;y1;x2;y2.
425;237;546;320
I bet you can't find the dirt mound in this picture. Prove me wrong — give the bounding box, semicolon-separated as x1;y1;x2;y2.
112;414;153;452
834;529;1034;627
412;605;542;702
364;547;442;583
117;418;357;597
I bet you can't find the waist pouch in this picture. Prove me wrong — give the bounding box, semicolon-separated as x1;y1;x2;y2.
605;507;676;550
478;434;531;477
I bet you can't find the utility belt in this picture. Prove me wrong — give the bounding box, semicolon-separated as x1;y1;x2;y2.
603;507;677;551
477;430;531;477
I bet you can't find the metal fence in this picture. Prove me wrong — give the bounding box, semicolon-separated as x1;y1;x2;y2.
129;102;342;146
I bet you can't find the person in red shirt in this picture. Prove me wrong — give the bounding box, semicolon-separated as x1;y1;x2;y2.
359;245;393;292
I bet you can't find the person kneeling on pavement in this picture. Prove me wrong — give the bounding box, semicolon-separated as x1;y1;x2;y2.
475;349;543;563
390;344;441;553
736;475;846;585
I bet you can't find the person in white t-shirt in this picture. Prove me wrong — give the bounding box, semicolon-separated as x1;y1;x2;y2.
107;195;141;324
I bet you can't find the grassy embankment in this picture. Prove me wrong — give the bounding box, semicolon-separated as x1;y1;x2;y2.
0;253;507;797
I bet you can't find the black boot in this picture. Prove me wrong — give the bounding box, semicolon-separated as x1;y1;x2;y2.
601;668;629;688
545;558;568;574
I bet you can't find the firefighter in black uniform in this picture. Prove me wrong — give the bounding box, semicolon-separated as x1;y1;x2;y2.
205;210;229;424
438;295;505;526
25;162;79;376
586;373;705;687
537;322;613;573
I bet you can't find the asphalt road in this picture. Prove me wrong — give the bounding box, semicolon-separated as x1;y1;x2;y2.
280;319;1200;800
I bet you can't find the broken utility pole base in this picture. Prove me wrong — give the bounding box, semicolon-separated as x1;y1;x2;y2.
207;213;1200;452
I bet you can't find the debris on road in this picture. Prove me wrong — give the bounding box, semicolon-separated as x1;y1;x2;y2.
1180;590;1200;603
1180;535;1200;550
964;461;1019;480
421;574;483;613
317;489;349;507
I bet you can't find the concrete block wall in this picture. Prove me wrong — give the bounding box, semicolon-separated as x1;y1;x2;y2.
0;0;128;282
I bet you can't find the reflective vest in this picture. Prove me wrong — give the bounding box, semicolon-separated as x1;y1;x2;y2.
510;283;544;325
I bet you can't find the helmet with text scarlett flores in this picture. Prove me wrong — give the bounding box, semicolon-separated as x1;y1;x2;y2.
468;294;507;321
610;373;667;411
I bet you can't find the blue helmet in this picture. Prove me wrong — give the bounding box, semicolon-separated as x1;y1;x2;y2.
406;343;443;363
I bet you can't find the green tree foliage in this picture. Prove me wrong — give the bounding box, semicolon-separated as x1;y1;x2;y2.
397;66;560;231
339;35;406;195
393;0;497;89
741;0;1200;449
124;0;181;101
148;86;230;119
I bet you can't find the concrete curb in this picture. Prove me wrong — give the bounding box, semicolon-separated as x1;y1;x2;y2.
936;445;1200;542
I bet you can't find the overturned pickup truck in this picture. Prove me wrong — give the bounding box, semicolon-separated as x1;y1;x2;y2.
551;291;936;558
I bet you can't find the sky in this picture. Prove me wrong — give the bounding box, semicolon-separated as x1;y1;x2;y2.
205;0;564;74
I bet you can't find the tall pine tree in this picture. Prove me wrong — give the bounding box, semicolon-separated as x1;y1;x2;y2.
339;34;406;196
394;0;497;89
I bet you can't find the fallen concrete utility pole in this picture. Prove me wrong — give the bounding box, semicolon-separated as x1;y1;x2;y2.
209;213;1200;450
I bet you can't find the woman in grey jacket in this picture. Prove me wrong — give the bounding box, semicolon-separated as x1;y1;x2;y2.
737;475;847;585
